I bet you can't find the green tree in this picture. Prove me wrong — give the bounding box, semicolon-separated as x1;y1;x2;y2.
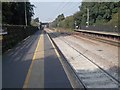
51;2;119;29
57;14;65;22
59;16;74;29
2;2;34;25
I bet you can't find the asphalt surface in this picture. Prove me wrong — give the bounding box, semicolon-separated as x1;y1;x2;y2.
44;31;71;88
2;30;72;88
3;31;40;88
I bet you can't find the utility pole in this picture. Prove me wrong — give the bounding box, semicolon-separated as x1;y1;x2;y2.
86;8;89;27
75;21;77;29
25;2;27;26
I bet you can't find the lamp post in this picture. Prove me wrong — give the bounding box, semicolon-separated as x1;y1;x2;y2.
75;21;77;29
86;8;89;27
25;2;27;26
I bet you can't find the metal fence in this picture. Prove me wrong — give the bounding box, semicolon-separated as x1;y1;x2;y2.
2;25;39;53
79;25;118;33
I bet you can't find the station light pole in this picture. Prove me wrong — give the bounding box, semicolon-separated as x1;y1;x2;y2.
25;2;27;26
75;21;77;29
86;8;89;27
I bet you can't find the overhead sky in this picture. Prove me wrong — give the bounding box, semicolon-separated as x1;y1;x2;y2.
30;2;81;22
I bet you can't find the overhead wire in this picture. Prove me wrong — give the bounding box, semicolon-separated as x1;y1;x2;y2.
54;0;75;17
55;1;81;18
63;2;81;16
47;1;81;22
46;2;68;22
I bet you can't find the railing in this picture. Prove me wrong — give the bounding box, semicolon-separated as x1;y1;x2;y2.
2;25;39;53
79;25;118;33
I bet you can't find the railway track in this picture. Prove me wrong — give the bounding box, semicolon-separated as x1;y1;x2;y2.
46;29;119;89
62;39;120;88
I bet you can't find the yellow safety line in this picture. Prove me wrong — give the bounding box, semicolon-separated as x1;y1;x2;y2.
23;31;42;88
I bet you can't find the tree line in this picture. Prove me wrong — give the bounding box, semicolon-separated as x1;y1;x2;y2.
50;2;119;29
2;2;34;25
